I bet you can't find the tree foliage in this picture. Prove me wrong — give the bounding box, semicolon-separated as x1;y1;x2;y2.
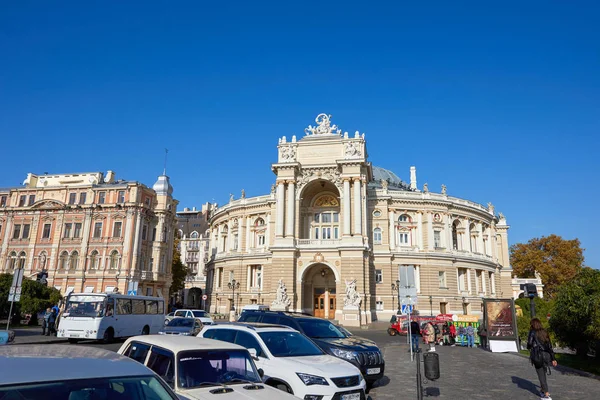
515;297;555;343
550;267;600;356
169;236;189;297
0;273;62;324
510;234;584;298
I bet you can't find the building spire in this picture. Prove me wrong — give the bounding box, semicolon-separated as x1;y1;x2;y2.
163;148;169;175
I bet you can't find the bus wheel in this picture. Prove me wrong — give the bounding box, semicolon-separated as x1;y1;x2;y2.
387;328;398;336
68;338;79;344
103;328;115;344
142;326;150;335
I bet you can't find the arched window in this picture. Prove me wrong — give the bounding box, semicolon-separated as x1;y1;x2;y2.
60;251;69;269
190;231;199;239
398;214;411;223
109;251;120;270
8;251;17;270
397;215;412;246
255;218;265;227
221;225;229;252
89;250;99;270
373;228;382;245
452;220;460;250
70;251;79;270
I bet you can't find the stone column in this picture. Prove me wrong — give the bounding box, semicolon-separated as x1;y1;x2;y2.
417;212;423;250
353;179;362;235
415;265;421;294
275;181;285;238
467;269;473;294
463;219;470;251
389;209;396;250
285;181;295;238
481;270;487;294
491;271;496;294
427;212;434;250
343;179;351;236
477;223;485;254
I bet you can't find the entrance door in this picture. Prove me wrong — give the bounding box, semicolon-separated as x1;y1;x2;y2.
314;294;325;318
328;295;336;319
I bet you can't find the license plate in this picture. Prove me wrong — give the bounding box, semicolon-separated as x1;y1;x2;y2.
69;334;79;338
341;394;360;400
366;367;380;375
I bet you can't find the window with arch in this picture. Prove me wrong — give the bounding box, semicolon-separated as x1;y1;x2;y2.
89;250;99;270
373;228;382;244
255;218;265;227
253;218;267;248
7;251;17;270
398;214;411;223
221;225;228;252
310;194;340;240
397;214;412;246
190;231;199;239
452;220;460;250
398;229;410;246
60;251;69;269
109;251;120;270
70;251;79;270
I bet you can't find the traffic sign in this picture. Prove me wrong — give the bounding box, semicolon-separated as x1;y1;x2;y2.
202;294;208;301
401;304;413;314
127;290;137;296
8;294;21;302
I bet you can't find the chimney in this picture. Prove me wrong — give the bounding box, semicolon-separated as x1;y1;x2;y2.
410;166;417;190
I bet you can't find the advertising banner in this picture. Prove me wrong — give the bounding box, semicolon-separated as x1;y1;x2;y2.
483;298;519;353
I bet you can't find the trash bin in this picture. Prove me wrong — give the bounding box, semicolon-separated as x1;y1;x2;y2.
423;351;440;380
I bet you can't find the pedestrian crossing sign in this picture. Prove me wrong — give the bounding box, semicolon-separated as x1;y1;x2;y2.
401;304;413;314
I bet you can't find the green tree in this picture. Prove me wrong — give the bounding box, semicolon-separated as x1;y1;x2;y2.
0;273;62;325
510;234;584;298
515;297;555;343
169;236;189;297
550;268;600;357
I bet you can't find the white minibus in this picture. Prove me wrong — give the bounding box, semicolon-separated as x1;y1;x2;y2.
57;293;165;343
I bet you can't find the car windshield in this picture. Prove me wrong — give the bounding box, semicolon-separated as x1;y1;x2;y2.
64;295;106;318
167;318;194;327
178;350;261;388
0;375;176;400
192;311;207;318
298;319;346;339
258;331;324;357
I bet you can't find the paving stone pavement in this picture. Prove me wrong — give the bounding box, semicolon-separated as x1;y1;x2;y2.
368;340;600;400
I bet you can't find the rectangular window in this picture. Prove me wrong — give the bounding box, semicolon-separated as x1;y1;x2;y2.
438;271;447;288
69;193;77;205
314;227;319;239
322;213;331;223
152;227;157;241
132;299;145;314
28;195;36;206
233;234;238;250
314;213;320;223
79;192;87;204
458;268;467;292
217;267;223;288
12;224;21;239
42;223;52;239
117;190;125;203
73;223;82;238
333;212;339;223
376;301;384;311
373;229;382;244
93;222;102;238
399;232;410;245
23;224;31;238
113;221;122;238
434;231;441;248
257;234;265;246
117;299;132;315
142;225;148;240
19;195;26;207
64;223;72;238
375;269;383;284
0;195;7;207
334;227;339;239
149;258;154;272
440;302;447;314
98;192;106;204
250;265;262;289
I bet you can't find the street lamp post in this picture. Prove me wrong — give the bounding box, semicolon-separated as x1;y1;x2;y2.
391;280;401;314
429;295;433;316
228;278;240;320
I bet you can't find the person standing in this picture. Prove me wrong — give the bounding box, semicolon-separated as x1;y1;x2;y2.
527;318;557;400
425;322;436;351
41;308;48;336
43;308;55;337
449;323;457;346
478;323;488;349
466;323;475;348
409;320;421;353
442;322;451;346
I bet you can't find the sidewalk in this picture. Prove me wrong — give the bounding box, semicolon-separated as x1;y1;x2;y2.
6;327;67;345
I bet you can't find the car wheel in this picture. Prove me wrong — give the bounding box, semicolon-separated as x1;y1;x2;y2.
275;383;293;394
387;328;398;336
142;325;150;335
103;327;114;344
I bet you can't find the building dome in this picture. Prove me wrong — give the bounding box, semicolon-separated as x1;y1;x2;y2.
371;166;413;191
153;174;173;196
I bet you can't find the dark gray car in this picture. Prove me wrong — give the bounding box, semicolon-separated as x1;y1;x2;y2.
159;318;202;336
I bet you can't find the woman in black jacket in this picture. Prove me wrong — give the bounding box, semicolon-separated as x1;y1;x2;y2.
527;318;558;400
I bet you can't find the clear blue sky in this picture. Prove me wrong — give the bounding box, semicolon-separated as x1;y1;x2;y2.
1;1;598;267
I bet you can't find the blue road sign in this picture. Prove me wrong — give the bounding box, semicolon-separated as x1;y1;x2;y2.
401;304;413;314
127;290;137;296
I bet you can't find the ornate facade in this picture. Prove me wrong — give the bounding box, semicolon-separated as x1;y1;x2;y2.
0;170;177;297
206;114;513;325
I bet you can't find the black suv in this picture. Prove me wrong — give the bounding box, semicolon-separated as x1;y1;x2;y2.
238;310;384;386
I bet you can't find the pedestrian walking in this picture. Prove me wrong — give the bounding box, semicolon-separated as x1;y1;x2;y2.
409;320;421;353
466;323;475;348
478;323;487;349
43;308;55;337
41;308;48;336
527;318;557;400
425;322;436;351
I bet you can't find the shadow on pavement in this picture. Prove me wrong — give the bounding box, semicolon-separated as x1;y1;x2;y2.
511;376;540;396
424;387;440;397
371;376;390;389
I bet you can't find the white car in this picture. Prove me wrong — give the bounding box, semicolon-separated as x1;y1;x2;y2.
167;309;214;326
0;344;179;399
200;323;367;400
118;335;298;400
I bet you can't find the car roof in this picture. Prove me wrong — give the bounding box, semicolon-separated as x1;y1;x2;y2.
123;335;246;353
243;310;316;320
206;322;296;332
0;345;153;386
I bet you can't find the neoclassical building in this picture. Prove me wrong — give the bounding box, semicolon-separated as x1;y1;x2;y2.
0;170;177;298
206;114;513;325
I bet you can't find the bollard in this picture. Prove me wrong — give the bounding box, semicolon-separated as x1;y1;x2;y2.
423;351;440;381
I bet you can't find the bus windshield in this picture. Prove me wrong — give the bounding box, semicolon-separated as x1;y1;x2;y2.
65;295;106;318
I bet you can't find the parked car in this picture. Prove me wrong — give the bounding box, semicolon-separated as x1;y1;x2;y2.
159;317;203;336
238;310;384;388
241;305;270;315
165;309;214;326
118;335;297;399
0;344;178;399
200;323;367;400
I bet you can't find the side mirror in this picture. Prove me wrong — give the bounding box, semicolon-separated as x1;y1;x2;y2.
248;348;259;360
257;368;264;378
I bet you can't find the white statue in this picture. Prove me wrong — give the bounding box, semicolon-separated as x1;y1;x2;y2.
344;279;362;307
305;113;342;136
423;183;429;193
241;189;246;199
487;202;495;214
441;184;447;195
272;279;291;307
344;141;361;159
39;253;47;269
381;179;388;190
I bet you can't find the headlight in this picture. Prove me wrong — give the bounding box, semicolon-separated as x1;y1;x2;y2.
158;331;166;335
331;348;358;361
181;332;192;336
296;373;329;386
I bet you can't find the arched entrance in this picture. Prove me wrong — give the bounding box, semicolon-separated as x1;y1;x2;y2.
302;263;337;319
186;287;203;309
